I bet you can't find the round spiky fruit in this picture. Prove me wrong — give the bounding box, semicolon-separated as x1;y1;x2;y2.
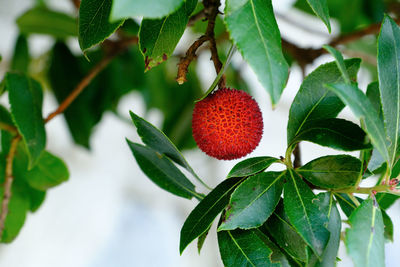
192;88;263;160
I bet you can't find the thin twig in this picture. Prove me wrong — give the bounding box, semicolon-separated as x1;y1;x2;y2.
71;0;80;9
44;37;138;123
293;144;301;168
0;123;18;134
0;135;21;239
187;9;206;27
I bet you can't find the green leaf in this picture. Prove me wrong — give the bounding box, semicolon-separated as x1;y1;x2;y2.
197;227;210;254
376;192;399;210
127;141;197;200
11;34;30;73
377;15;400;167
16;6;77;38
227;156;279;178
0;187;30;243
264;201;308;262
290;118;371;151
224;0;289;106
381;210;393;242
139;0;197;71
5;72;46;168
180;177;244;254
119;19;140;36
284;169;330;258
315;193;341;267
79;0;124;52
110;0;184;20
345;198;385;267
260;234;291;267
326;83;390;164
129;111;199;179
15;151;69;191
305;0;331;32
298;155;362;189
287;58;361;144
218;171;284;231
323;45;350;83
334;193;362;217
218;228;279;267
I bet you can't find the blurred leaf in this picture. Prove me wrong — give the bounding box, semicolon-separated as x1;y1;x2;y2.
119;19;140;36
180;177;244;254
127;141;197;200
327;83;389;164
16;6;77;38
345;198;385;267
11;34;30;73
139;0;197;70
376;192;399;210
287;59;361;145
227;156;279;178
284;169;330;258
5;72;46;168
218;228;279;267
315;193;341;267
381;210;393;242
305;0;331;32
298;155;362;189
111;0;184;20
264;201;308;262
219;171;284;231
225;0;288;106
377;15;400;167
290;118;371;152
79;0;124;52
192;13;226;38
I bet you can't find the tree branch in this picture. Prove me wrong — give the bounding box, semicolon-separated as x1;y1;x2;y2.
0;135;21;240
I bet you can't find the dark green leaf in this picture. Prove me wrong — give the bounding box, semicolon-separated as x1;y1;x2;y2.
287;59;361;144
119;19;140;36
264;201;308;262
334;193;362;218
11;34;30;73
139;0;197;70
345;198;385;267
326;83;389;164
5;72;46;168
16;7;77;38
290;118;371;151
376;192;399;210
219;171;284;230
225;0;289;106
218;228;279;267
298;155;362;189
323;45;350;83
180;177;244;253
227;156;279;178
315;193;341;267
284;169;330;258
305;0;331;32
0;105;14;126
111;0;184;20
381;210;393;242
260;233;291;267
377;15;400;167
79;0;124;52
127;141;197;200
197;227;210;254
15;151;69;191
129;111;198;177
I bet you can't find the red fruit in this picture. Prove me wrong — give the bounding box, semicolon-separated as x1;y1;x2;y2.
192;88;263;160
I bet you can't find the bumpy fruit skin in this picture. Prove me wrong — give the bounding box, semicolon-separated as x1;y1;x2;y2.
192;88;263;160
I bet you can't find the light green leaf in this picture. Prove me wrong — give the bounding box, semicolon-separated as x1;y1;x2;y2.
16;7;77;39
284;169;330;258
227;156;279;178
287;59;361;144
298;155;362;189
218;171;284;231
110;0;184;20
180;178;244;254
218;228;279;267
139;0;197;71
326;83;389;164
345;198;385;267
127;141;198;200
377;15;400;167
306;0;331;32
225;0;288;106
5;72;46;168
79;0;125;52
